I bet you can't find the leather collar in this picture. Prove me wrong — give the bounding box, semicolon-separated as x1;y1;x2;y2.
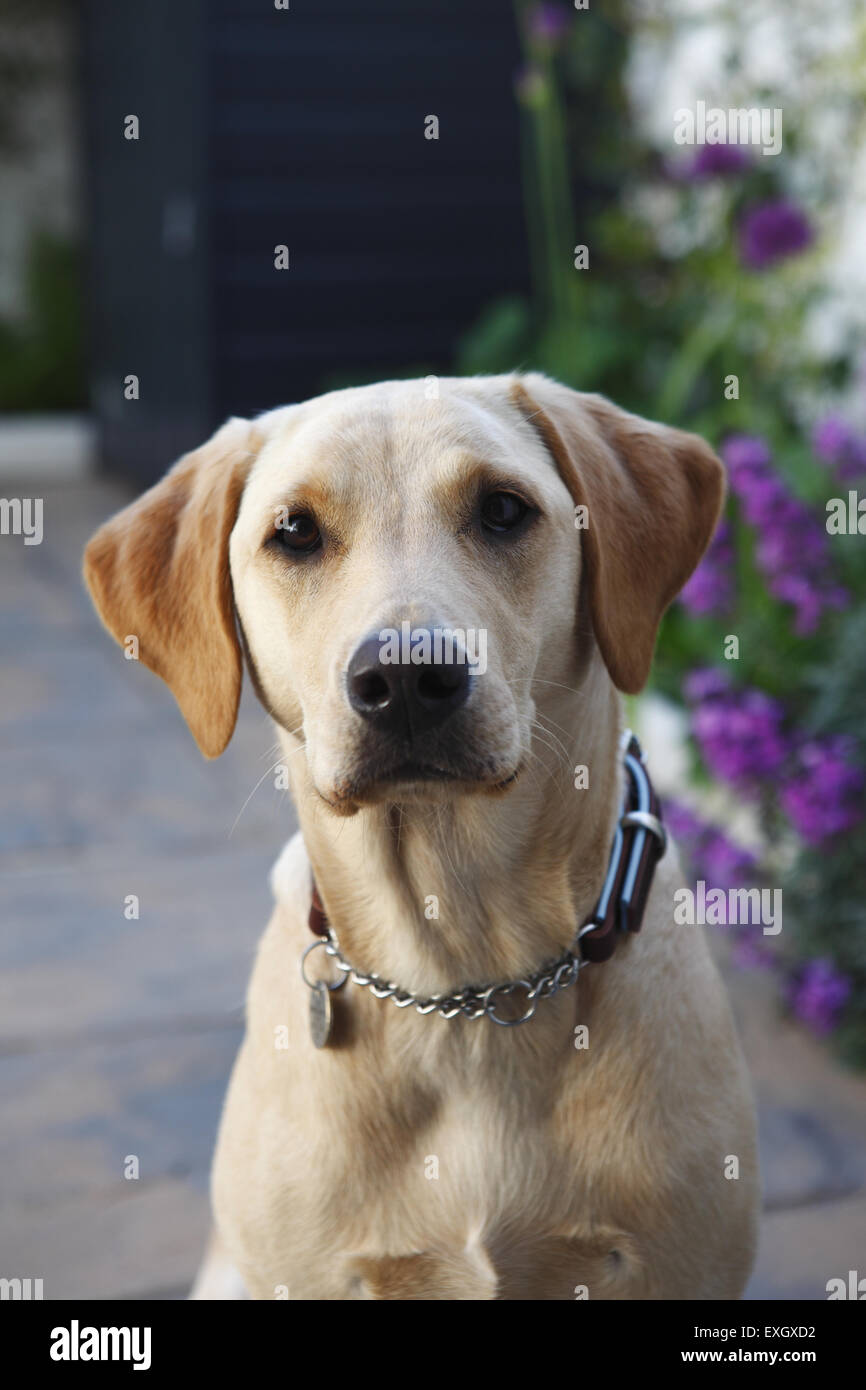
577;732;667;962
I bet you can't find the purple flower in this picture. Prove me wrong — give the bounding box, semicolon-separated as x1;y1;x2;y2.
788;958;851;1035
769;573;848;635
723;435;772;473
780;736;865;844
689;142;750;180
732;935;776;971
689;682;790;789
721;434;849;634
692;693;787;785
812;416;866;481
665;798;707;847
729;469;789;529
683;666;732;704
528;3;571;43
668;798;777;978
702;830;758;889
739;200;813;270
813;416;853;463
680;519;735;615
666;797;757;891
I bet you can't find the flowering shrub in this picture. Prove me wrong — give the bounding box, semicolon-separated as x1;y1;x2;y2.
721;436;848;635
459;0;866;1064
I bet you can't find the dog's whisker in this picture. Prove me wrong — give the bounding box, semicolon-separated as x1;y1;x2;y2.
521;742;559;786
529;717;571;766
258;738;283;759
528;723;570;771
526;734;572;788
533;707;576;745
502;676;587;701
228;758;289;839
522;743;574;815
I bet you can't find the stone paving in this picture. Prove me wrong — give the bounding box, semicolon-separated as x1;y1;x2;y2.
1;478;864;1299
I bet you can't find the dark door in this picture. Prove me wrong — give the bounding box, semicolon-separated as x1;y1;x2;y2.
85;0;529;482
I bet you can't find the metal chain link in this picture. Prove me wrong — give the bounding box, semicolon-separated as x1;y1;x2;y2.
315;931;587;1027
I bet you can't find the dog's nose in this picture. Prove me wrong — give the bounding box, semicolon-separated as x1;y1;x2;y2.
346;629;471;736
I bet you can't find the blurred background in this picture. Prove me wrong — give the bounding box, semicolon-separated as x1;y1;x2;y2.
1;0;865;1299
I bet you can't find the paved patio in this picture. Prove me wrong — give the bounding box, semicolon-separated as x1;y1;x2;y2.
1;476;864;1299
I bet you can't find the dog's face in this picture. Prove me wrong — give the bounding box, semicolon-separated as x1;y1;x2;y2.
229;380;582;811
83;374;724;807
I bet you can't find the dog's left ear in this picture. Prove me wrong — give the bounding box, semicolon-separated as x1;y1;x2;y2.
83;416;262;758
510;374;725;694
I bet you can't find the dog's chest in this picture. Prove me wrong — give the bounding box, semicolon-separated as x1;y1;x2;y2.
233;1036;581;1298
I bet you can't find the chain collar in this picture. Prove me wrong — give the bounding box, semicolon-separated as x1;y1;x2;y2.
301;731;666;1032
302;923;595;1028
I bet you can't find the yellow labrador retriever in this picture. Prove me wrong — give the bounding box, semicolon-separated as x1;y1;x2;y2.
84;374;759;1300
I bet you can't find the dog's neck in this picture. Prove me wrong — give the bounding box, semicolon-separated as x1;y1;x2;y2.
282;661;621;996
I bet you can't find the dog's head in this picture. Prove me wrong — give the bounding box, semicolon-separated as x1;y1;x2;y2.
84;375;723;811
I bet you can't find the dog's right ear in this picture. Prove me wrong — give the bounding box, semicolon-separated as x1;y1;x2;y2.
83;417;263;759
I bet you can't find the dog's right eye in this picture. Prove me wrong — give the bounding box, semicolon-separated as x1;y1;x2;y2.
479;489;530;534
273;513;322;555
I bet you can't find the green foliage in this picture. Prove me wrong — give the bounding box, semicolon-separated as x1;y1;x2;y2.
0;232;85;411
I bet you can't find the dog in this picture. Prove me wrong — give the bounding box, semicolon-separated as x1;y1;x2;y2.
84;373;759;1300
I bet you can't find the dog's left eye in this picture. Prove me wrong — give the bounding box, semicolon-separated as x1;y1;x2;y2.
480;490;529;533
275;513;322;554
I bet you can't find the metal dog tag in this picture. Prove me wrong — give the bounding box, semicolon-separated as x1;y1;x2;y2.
309;980;333;1049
